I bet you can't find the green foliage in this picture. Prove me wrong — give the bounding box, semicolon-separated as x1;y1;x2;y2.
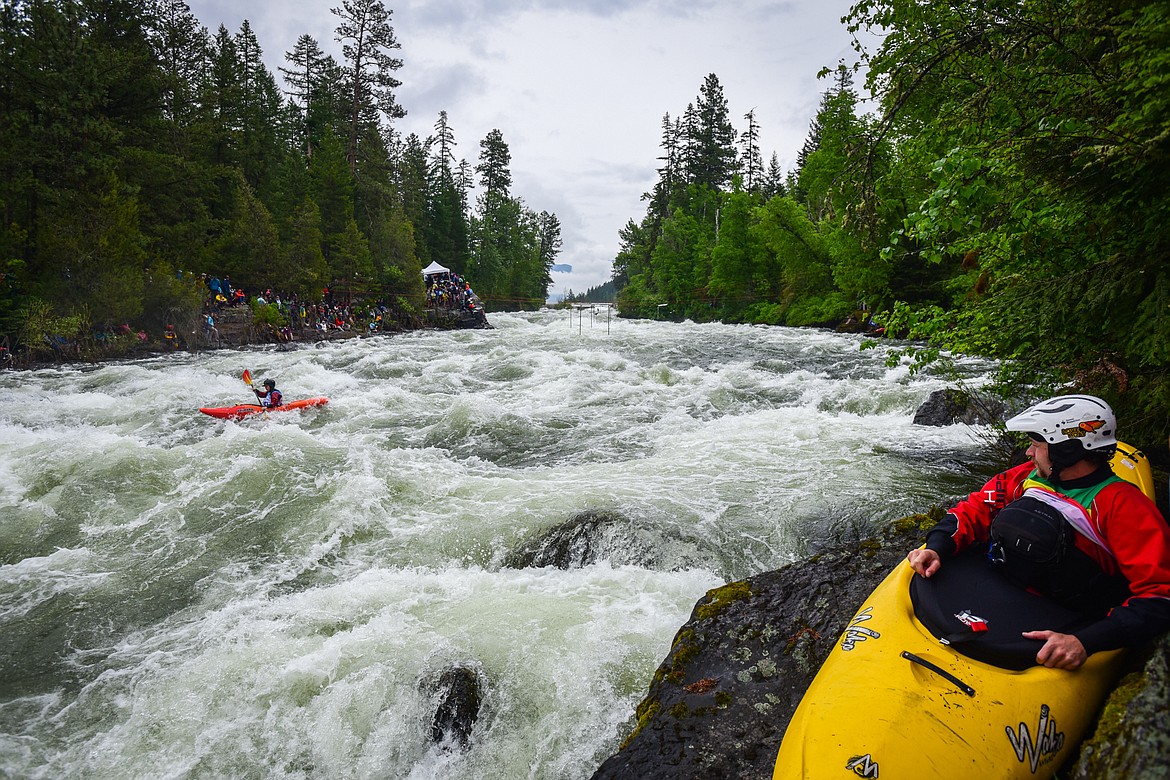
468;129;560;310
741;302;785;326
784;292;852;328
0;1;557;352
251;301;288;329
606;2;1170;449
846;0;1170;447
141;263;205;332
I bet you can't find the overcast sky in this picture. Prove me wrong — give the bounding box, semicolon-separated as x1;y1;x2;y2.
184;0;872;298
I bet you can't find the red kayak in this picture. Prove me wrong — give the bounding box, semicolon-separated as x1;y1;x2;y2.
199;397;329;420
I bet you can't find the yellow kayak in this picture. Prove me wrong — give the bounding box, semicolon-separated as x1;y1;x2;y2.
774;443;1154;779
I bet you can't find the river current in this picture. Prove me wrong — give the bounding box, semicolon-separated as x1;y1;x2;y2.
0;311;998;779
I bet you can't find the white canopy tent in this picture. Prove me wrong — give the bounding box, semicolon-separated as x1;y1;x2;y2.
421;261;451;277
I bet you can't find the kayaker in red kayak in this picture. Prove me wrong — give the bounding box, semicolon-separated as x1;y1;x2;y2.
253;378;283;408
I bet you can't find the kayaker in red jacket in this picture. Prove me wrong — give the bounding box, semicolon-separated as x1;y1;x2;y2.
907;394;1170;670
253;378;283;408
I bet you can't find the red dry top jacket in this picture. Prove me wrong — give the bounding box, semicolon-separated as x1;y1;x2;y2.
925;461;1170;654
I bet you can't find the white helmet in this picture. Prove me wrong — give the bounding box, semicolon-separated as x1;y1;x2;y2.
1005;394;1117;452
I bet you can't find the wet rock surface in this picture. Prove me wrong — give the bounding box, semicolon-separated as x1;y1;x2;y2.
503;509;710;571
913;387;1006;427
591;520;924;780
426;665;483;751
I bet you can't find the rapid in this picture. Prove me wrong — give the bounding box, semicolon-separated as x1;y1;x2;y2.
0;311;999;779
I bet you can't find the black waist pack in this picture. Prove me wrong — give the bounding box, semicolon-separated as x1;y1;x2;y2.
989;495;1069;565
988;495;1130;610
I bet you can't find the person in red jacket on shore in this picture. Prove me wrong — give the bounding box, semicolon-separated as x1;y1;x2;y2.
907;394;1170;670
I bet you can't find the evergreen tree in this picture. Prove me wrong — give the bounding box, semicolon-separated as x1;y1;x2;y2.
234;20;286;203
740;109;763;195
651;112;682;218
470;129;513;296
761;153;786;200
798;63;860;223
398;132;430;264
330;216;375;304
285;196;330;297
332;0;404;172
149;0;210;131
427;113;471;274
280;34;329;158
215;171;281;291
685;73;738;191
308;129;356;267
475;128;512;200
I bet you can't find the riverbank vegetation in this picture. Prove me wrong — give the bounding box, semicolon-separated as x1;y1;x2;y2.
0;0;560;366
612;1;1169;451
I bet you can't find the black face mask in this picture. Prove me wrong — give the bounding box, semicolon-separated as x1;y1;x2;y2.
1034;438;1087;485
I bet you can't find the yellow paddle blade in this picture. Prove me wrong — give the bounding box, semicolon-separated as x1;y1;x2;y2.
242;369;253;386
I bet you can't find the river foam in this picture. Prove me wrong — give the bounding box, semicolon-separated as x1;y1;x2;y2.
0;311;996;779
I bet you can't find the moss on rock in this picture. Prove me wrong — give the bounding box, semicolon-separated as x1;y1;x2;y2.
696;581;752;620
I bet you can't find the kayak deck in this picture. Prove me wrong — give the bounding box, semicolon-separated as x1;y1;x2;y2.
773;560;1123;779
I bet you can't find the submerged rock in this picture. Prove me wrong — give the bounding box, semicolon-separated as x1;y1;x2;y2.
502;509;710;570
426;666;483;750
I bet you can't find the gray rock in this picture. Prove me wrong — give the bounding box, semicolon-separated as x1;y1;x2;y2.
1069;634;1170;779
503;509;711;571
427;666;483;750
914;388;1006;427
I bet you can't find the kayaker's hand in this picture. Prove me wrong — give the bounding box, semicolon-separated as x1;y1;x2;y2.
1024;630;1087;670
907;548;941;578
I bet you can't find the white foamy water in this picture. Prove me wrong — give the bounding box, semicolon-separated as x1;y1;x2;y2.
0;311;998;779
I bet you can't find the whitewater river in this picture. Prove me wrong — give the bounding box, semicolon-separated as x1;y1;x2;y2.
0;311;999;779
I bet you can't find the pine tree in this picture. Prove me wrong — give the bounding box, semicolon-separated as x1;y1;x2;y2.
686;73;738;191
280;34;328;157
475;128;512;200
426;112;470;273
286;196;329;297
398;132;430;264
650;112;681;220
150;0;211;130
762;153;786;200
332;0;405;172
234;21;285;202
205;25;245;171
740;108;763;194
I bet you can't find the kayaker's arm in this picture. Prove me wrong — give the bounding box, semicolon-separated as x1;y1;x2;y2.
1073;595;1170;655
906;512;960;577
